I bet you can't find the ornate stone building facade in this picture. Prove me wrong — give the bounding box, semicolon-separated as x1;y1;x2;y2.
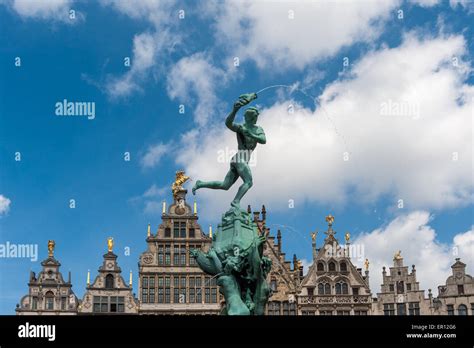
138;185;221;314
433;258;474;315
78;239;139;314
16;241;78;315
372;251;432;315
252;205;301;315
298;216;372;315
14;197;473;316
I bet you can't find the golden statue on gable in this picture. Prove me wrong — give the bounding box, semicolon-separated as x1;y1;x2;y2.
47;240;55;257
172;170;190;198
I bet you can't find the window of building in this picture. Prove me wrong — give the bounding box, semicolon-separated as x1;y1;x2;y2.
158;245;164;265
142;287;148;303
335;281;348;295
282;302;289;315
471;303;474;315
173;222;186;238
317;282;331;295
189;228;195;238
352;287;359;295
157;277;164;303
268;301;281;315
389;284;395;292
189;245;197;266
408;302;420;315
204;276;217;303
307;287;314;297
108;296;124;313
149;276;155;303
302;311;315;315
32;297;38;310
165;227;171;238
271;279;277;292
105;274;114;289
397;281;404;294
93;296;100;312
45;291;54;310
328;261;336;272
317;262;325;271
340;262;347;272
397;303;406;315
61;297;66;310
447;304;454;315
336;310;350;315
458;285;464;295
289;302;296;315
196;276;202;303
165;245;171;265
320;310;332;315
354;310;367;315
406;283;412;291
211;288;217;303
93;296;110;313
173;245;180;266
383;303;395;316
458;304;467;316
173;222;180;238
165;277;171;303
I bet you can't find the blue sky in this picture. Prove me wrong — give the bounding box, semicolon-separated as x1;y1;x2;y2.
0;0;473;314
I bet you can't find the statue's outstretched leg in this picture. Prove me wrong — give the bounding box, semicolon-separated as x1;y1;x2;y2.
192;167;238;195
231;162;253;208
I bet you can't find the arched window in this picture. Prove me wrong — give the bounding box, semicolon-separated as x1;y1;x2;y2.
318;283;324;295
105;274;114;289
335;281;349;295
342;283;348;294
328;262;336;272
318;282;331;295
317;262;325;271
45;291;54;310
325;283;331;294
458;304;467;315
340;262;347;272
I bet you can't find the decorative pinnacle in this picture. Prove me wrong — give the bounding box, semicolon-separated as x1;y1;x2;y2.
325;214;335;226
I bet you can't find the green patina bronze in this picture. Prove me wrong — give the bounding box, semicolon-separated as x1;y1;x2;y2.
191;93;272;315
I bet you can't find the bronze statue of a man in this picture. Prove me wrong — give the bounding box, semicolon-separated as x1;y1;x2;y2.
192;93;265;208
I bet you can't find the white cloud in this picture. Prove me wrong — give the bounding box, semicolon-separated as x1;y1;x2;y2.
101;0;180;98
176;32;473;219
353;211;473;295
5;0;81;22
0;195;11;216
106;30;178;98
453;227;474;261
143;184;168;198
207;0;400;70
449;0;474;12
409;0;441;7
141;142;171;169
166;53;227;126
